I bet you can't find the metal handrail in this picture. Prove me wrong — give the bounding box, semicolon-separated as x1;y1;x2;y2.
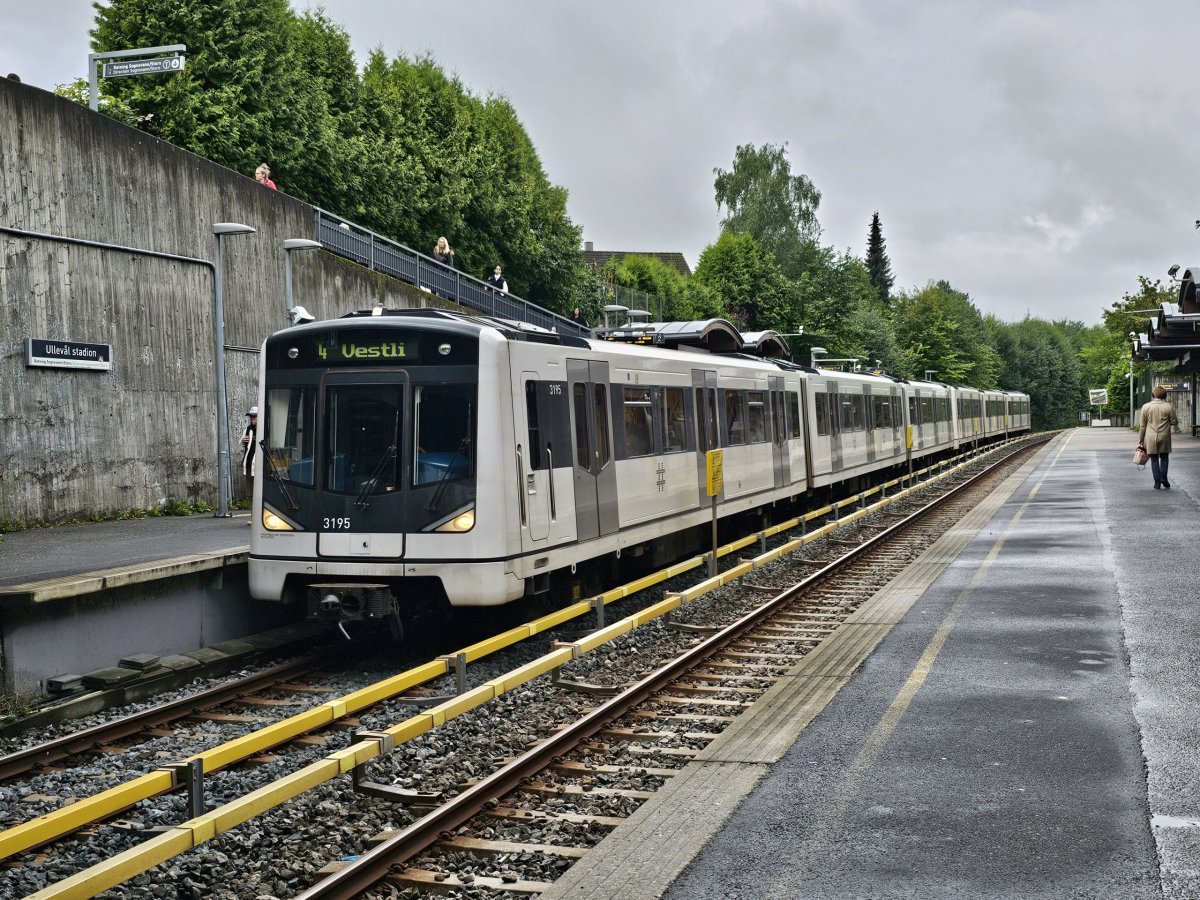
313;209;592;338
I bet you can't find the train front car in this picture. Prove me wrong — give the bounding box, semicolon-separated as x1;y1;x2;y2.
249;312;506;634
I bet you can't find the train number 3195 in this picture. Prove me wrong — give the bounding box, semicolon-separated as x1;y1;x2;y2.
323;517;352;530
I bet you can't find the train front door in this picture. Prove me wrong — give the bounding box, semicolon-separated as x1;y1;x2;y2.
567;359;618;542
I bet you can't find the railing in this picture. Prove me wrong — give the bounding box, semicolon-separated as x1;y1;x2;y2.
597;280;666;321
314;209;592;338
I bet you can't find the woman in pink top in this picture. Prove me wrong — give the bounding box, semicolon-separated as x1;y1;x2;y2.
254;163;277;190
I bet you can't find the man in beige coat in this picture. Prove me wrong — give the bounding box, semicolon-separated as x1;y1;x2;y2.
1138;385;1180;489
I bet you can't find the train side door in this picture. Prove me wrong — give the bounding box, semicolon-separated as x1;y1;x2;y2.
521;376;551;542
828;381;844;473
692;369;720;505
520;375;572;547
568;359;618;542
769;375;789;488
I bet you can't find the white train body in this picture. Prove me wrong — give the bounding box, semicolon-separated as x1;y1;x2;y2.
248;312;1030;617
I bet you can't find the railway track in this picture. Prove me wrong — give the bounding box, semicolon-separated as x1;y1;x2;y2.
2;436;1047;898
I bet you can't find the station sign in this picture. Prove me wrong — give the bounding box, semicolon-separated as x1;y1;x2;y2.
26;338;113;371
1088;389;1108;405
103;55;185;78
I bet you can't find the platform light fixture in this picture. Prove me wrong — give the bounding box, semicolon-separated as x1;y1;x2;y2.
1129;331;1138;419
212;222;257;518
283;239;322;325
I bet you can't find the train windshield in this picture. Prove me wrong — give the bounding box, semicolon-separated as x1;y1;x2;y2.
325;385;403;494
264;386;318;486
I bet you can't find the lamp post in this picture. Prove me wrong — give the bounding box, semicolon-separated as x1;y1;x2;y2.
283;239;322;325
212;223;257;517
1129;331;1137;427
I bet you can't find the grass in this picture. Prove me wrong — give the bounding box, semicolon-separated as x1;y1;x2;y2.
0;497;225;534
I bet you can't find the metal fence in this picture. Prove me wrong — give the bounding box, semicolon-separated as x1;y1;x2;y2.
313;208;591;337
596;281;665;321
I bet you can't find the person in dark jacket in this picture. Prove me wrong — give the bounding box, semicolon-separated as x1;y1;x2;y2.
433;236;454;268
486;265;508;293
241;407;258;495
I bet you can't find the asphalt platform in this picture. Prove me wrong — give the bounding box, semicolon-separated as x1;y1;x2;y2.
0;511;250;593
542;427;1200;900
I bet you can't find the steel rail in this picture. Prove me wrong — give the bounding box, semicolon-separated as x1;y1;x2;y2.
298;436;1049;898
0;654;332;783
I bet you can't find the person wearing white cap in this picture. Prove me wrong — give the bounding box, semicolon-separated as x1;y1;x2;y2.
241;406;259;495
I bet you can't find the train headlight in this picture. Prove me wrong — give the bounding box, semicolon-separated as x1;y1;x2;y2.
262;507;295;531
429;505;475;533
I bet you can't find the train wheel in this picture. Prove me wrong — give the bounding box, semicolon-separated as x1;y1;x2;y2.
385;612;405;643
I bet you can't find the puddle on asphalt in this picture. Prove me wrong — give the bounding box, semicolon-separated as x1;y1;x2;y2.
1153;814;1200;828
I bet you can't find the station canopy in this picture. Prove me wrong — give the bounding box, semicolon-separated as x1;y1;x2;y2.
1135;266;1200;373
599;311;790;358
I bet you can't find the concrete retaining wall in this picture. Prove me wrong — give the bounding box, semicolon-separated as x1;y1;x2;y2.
0;78;451;526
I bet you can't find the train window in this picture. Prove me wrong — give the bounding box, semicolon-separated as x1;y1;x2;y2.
573;384;589;468
623;387;654;457
414;384;475;486
594;385;611;468
264;386;316;486
771;392;786;446
842;395;864;432
909;396;918;425
920;396;933;425
525;382;542;470
892;395;901;429
326;385;402;495
659;387;686;453
747;392;766;443
788;392;802;439
725;391;746;445
815;393;830;436
695;387;718;451
872;395;888;430
937;398;949;422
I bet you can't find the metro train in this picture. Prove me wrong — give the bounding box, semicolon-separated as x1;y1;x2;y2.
248;309;1030;631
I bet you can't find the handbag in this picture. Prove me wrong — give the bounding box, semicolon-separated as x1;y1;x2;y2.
1133;445;1149;467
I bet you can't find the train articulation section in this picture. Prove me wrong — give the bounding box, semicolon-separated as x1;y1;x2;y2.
248;310;1030;629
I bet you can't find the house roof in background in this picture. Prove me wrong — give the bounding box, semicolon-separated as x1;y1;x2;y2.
582;249;692;278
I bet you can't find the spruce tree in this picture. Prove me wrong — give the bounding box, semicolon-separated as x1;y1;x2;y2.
866;211;894;305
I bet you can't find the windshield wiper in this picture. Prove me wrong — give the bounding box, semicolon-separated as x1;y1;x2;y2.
425;437;471;513
262;442;300;511
354;444;397;510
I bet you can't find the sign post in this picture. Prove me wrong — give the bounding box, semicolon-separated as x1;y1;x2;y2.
88;44;186;111
705;449;723;577
1088;388;1109;426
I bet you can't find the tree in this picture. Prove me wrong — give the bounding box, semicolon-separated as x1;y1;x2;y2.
986;318;1085;429
865;211;894;305
713;143;823;281
693;231;794;332
86;2;586;312
891;281;1000;387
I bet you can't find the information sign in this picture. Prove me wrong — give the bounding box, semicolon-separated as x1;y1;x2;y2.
103;56;185;78
26;338;113;371
705;449;724;497
1088;389;1108;405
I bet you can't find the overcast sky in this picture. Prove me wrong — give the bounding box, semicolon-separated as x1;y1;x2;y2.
6;0;1200;325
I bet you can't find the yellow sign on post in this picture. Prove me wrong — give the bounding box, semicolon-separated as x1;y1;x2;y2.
706;449;724;497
